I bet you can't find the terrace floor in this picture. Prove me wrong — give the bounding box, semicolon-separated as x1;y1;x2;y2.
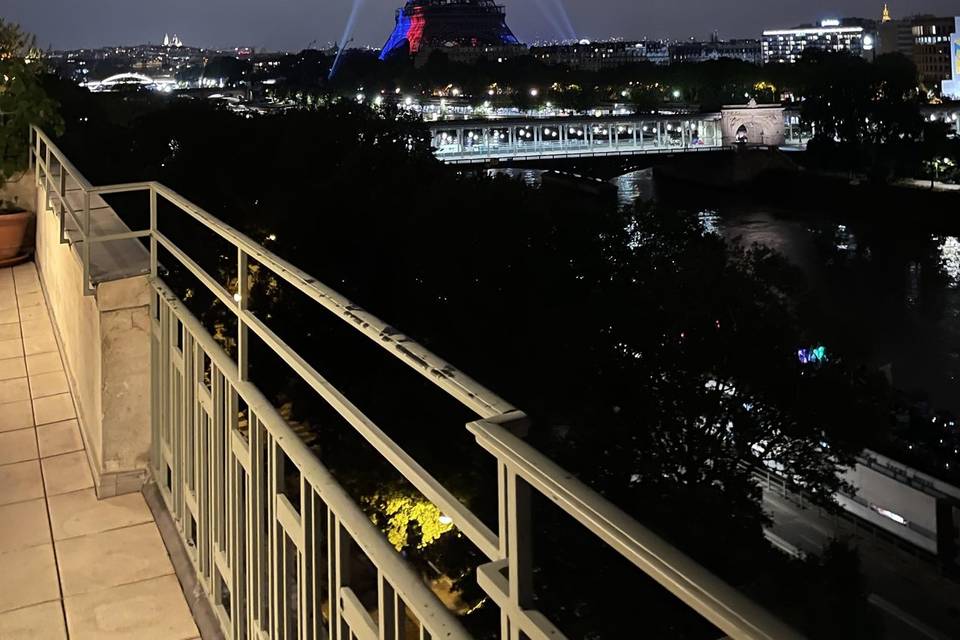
0;261;199;640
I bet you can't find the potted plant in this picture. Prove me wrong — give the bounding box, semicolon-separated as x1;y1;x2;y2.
0;197;29;263
0;20;63;264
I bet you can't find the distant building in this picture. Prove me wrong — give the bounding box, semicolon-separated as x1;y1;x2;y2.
878;13;914;57
671;39;761;65
380;0;520;60
913;16;956;87
942;18;960;99
761;19;877;64
414;43;528;67
878;8;958;90
532;40;669;71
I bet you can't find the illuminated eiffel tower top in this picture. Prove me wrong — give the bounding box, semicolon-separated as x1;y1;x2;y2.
380;0;520;60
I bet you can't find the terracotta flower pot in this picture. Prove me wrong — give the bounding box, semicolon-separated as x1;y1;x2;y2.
0;210;30;261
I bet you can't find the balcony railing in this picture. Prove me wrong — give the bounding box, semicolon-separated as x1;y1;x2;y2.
28;124;802;640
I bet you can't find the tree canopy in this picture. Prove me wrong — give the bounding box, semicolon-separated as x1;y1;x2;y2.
0;20;62;189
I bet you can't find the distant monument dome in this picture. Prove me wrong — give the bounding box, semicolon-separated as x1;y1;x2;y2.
380;0;520;60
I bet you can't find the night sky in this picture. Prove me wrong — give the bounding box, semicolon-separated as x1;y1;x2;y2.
5;0;958;51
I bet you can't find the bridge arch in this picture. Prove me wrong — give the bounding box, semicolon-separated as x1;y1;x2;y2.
98;73;156;86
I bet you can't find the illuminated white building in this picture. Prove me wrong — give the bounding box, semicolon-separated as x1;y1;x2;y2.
762;19;876;64
942;17;960;98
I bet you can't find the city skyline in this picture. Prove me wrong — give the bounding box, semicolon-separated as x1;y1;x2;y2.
5;0;959;52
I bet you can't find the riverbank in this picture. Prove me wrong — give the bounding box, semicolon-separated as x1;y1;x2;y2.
654;151;960;232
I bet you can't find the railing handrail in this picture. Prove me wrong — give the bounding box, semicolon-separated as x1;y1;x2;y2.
469;419;805;640
30;123;804;640
155;280;472;639
31;124;506;562
29;125;515;421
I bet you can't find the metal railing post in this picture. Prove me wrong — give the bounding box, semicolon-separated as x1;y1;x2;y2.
150;185;158;279
33;127;41;186
44;144;52;212
82;191;92;294
505;468;533;640
237;247;249;381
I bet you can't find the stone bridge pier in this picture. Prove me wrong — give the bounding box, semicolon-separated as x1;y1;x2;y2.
720;101;786;147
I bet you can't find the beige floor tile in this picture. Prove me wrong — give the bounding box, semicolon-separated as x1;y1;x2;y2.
0;377;29;404
23;333;57;356
16;292;45;309
0;338;23;359
0;323;20;341
30;370;69;399
12;277;40;295
41;451;92;496
25;352;62;377
0;356;26;381
18;306;48;324
20;319;52;339
48;489;152;541
33;393;75;426
0;308;17;324
0;600;67;640
63;574;198;640
0;543;60;614
0;460;44;506
36;419;83;458
57;522;174;596
0;428;38;465
0;399;33;432
0;498;51;553
0;293;16;311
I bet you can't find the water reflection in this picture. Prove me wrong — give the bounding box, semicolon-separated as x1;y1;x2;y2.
941;236;960;287
487;168;542;188
698;210;721;235
614;169;960;411
613;169;657;205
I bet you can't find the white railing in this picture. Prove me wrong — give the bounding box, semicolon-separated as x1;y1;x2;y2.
29;124;803;640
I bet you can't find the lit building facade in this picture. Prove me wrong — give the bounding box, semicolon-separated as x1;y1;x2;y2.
413;43;528;67
942;17;960;98
761;20;876;64
913;16;957;87
532;40;670;70
671;39;762;65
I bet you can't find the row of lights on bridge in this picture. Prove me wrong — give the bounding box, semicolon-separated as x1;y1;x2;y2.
437;123;700;143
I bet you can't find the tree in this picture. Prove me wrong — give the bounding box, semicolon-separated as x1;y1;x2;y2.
0;20;63;188
798;51;923;174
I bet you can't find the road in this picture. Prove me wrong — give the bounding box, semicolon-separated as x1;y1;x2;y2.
763;491;960;639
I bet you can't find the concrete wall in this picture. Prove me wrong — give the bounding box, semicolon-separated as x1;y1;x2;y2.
34;181;152;497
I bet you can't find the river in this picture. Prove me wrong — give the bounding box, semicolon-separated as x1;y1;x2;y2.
494;167;960;413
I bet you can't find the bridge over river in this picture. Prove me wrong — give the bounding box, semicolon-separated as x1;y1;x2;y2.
429;103;809;163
